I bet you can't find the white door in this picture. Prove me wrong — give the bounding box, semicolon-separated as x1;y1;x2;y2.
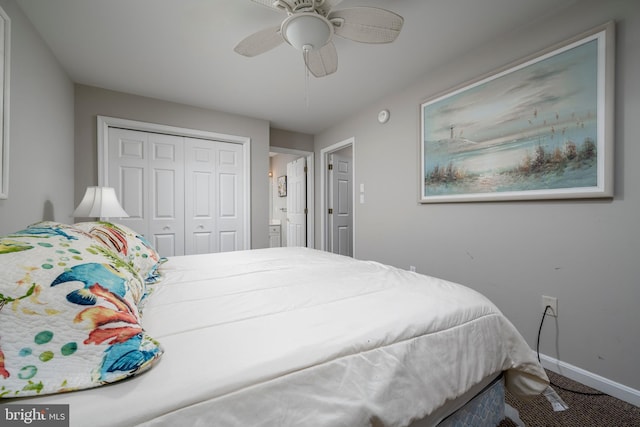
286;157;307;247
107;128;184;256
184;137;216;255
329;151;352;256
107;128;147;237
214;140;245;252
184;138;245;254
147;133;185;256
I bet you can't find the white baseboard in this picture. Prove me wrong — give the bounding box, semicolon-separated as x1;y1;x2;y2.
539;353;640;407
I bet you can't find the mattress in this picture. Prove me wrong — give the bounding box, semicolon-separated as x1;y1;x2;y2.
8;247;548;426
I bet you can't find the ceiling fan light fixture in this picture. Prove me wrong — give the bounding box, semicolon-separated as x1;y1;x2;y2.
281;13;333;51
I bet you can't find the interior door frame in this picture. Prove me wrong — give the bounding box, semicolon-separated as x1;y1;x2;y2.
97;115;252;251
320;137;355;256
269;146;314;249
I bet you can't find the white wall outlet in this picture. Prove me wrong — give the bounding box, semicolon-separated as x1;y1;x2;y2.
542;295;558;317
409;265;416;272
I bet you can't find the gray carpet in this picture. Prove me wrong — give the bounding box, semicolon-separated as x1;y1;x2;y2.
499;370;640;426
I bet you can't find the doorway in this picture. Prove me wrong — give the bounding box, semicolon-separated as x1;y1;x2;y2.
321;137;355;257
269;148;314;248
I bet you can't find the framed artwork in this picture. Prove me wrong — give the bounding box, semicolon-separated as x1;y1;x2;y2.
420;22;614;203
0;6;9;199
277;175;287;197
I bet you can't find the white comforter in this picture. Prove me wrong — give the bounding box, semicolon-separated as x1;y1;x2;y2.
15;247;548;426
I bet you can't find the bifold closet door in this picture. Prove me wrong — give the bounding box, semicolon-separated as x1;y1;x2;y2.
184;138;245;255
107;128;185;256
107;127;245;257
147;132;185;256
215;140;245;252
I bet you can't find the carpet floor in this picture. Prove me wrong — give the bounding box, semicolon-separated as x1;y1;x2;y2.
498;370;640;426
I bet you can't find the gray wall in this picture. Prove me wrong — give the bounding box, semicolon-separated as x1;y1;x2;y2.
0;0;74;234
315;0;640;391
74;84;271;249
270;127;313;152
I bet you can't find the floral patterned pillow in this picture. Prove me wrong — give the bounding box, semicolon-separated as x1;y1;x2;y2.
73;222;165;285
0;222;163;398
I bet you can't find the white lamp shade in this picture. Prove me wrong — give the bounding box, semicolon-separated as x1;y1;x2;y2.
282;13;332;51
73;186;129;218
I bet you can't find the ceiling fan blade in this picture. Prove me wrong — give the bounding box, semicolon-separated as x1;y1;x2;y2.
329;7;404;43
304;42;338;78
234;26;284;57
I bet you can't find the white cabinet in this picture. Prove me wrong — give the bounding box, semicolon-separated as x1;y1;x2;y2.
269;224;281;248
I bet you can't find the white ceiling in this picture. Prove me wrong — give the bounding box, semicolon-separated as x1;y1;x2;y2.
16;0;581;135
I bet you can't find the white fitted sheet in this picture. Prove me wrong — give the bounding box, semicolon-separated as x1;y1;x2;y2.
12;247;548;426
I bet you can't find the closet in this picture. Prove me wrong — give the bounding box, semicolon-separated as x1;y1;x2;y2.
99;120;248;257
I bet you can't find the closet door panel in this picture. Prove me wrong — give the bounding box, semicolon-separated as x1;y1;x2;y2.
107;128;148;238
154;235;177;259
153;169;177;218
193;172;212;216
219;231;238;253
193;232;212;254
184;138;216;255
219;173;237;217
147;133;184;257
215;142;244;252
120;167;144;218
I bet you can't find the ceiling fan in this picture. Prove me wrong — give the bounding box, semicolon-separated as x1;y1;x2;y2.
234;0;404;78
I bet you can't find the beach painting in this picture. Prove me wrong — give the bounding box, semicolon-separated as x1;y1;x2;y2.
420;23;613;203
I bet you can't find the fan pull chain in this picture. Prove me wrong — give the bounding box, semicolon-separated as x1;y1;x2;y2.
303;46;311;109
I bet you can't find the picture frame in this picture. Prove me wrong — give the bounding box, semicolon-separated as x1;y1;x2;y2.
0;6;10;199
420;22;614;203
277;175;287;197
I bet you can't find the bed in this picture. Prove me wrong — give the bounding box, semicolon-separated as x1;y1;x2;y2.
0;221;549;426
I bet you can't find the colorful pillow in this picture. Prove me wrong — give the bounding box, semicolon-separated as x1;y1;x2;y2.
73;222;165;284
0;222;163;398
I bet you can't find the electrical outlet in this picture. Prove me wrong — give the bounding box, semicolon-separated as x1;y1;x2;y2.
542;295;558;317
409;265;416;272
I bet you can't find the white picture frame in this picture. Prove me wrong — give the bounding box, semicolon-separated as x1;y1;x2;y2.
420;22;614;203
